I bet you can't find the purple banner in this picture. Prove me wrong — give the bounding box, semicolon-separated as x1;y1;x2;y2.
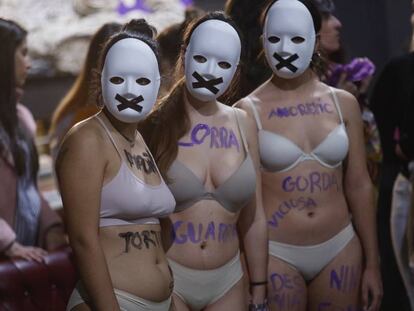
117;0;153;15
181;0;194;6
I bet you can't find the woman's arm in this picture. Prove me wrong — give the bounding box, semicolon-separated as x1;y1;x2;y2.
37;195;66;251
338;90;383;311
235;108;268;305
0;157;47;261
0;219;16;252
56;125;120;311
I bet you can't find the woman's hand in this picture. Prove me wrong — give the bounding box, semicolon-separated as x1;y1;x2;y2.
361;266;383;311
4;241;47;262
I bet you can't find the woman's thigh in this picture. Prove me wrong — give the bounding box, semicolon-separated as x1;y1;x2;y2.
171;294;190;311
307;236;363;311
205;278;247;311
268;255;307;311
71;303;91;311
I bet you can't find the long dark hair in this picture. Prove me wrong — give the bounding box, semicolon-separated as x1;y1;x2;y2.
49;22;122;139
139;11;244;179
225;0;272;99
157;7;205;96
0;18;37;178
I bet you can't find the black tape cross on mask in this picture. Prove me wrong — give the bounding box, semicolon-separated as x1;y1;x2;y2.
192;72;223;95
273;53;299;73
116;94;144;113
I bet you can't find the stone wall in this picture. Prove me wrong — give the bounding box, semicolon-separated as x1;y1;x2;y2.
0;0;186;75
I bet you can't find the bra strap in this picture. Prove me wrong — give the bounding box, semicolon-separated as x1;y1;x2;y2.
95;115;123;158
232;107;249;154
329;87;344;124
245;96;263;130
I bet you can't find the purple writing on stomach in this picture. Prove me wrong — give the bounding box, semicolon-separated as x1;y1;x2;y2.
282;172;339;193
178;123;240;152
268;197;317;228
172;220;237;244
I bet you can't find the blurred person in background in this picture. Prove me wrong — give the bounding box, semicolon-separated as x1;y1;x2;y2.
157;7;204;97
0;18;66;261
57;19;176;311
371;1;414;309
49;22;122;161
314;0;382;187
224;0;272;102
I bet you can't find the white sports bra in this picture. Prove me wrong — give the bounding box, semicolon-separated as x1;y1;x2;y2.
246;87;349;173
96;116;176;227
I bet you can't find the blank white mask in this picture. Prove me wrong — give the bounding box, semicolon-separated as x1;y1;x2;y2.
101;38;160;123
184;19;241;102
263;0;316;79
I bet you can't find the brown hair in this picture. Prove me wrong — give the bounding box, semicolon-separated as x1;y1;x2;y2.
139;11;243;180
0;18;35;178
49;22;121;139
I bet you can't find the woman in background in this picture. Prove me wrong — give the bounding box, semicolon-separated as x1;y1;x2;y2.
157;7;204;97
0;18;66;261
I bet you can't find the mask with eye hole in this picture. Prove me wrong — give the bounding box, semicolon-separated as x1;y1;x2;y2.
101;38;160;123
263;0;316;79
184;19;241;102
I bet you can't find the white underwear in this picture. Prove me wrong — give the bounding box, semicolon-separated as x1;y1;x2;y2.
269;223;355;281
66;283;171;311
168;251;243;311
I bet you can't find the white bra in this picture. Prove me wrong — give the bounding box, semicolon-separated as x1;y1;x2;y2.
246;87;349;173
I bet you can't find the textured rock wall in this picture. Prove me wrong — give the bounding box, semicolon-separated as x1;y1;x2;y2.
0;0;186;75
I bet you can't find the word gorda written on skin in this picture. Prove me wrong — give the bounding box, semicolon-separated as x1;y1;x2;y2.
268;172;340;228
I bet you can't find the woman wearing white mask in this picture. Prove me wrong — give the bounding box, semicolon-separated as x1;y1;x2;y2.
140;12;268;311
56;19;176;311
235;0;382;310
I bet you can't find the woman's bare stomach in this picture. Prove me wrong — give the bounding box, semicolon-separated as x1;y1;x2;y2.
263;166;351;245
99;224;173;302
164;200;240;270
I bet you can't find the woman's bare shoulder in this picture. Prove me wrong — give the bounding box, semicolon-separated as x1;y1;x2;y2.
56;116;109;166
62;116;106;147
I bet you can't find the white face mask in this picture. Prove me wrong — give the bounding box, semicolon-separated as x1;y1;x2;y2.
184;19;241;102
263;0;316;79
101;38;160;123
